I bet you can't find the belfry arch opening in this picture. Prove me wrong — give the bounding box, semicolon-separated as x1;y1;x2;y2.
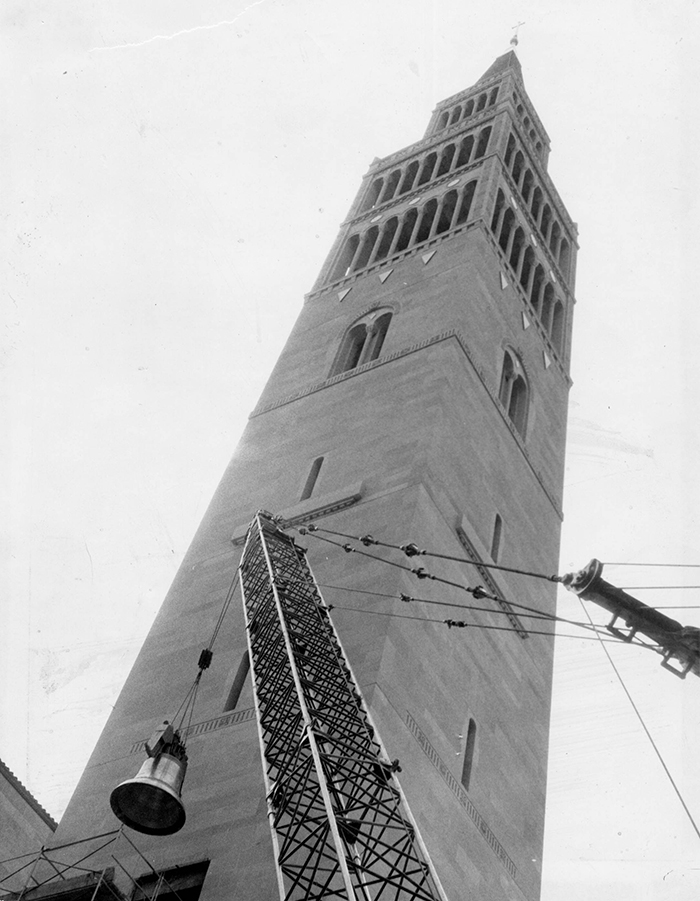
331;310;393;376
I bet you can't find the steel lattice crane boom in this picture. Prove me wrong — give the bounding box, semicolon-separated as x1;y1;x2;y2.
563;559;700;678
238;512;446;901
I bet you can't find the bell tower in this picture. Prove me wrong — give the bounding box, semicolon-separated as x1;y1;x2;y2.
37;51;576;901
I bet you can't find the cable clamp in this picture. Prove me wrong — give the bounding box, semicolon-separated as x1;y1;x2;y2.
445;619;468;629
412;567;429;579
360;534;377;546
342;543;354;554
197;649;213;670
471;585;487;600
307;524;318;532
401;543;423;557
400;593;413;603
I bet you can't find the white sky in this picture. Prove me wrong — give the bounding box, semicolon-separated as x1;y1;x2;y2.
2;1;700;899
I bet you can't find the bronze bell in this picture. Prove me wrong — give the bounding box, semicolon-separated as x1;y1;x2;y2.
110;726;188;835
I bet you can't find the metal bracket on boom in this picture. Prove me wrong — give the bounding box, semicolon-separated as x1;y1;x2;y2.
562;559;700;679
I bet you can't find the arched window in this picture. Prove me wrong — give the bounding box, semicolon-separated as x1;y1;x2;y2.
331;311;393;376
499;351;529;437
379;169;401;204
519;246;535;292
490;189;506;234
461;719;477;791
449;106;461;125
558;239;571;279
476;93;487;112
488;87;499;106
504;134;516;168
398;160;419;195
540;205;552;242
498;208;515;254
508;227;526;272
551;302;565;353
530;265;545;314
359;178;383;213
511;151;524;186
301;457;324;501
549;220;561;257
330;233;360;281
521;169;534;204
414;198;438;243
456;135;474;168
373;216;399;261
437;144;456;177
350;225;379;272
463;99;475;118
540;283;555;333
455;180;477;226
435;190;458;235
474;126;492;159
394;207;418;252
437;111;449;131
417;152;438;186
530;186;543;222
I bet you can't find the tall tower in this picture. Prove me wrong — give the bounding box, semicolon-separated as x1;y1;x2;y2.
35;51;576;901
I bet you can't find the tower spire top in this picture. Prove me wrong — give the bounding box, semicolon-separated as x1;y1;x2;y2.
511;20;525;48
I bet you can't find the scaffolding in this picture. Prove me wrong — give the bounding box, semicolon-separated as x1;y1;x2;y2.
0;829;194;901
239;512;446;901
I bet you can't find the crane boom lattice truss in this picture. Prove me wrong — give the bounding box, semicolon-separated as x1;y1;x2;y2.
239;512;445;901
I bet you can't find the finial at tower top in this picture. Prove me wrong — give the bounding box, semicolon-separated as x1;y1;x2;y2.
511;20;525;49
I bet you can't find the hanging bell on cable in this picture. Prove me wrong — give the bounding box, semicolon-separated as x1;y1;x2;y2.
110;722;188;835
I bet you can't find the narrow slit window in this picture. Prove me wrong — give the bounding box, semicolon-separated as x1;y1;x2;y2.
301;457;324;501
224;651;250;712
490;514;503;562
461;719;477;791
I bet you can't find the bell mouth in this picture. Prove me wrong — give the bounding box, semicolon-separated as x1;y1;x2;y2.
110;753;187;836
110;782;186;835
